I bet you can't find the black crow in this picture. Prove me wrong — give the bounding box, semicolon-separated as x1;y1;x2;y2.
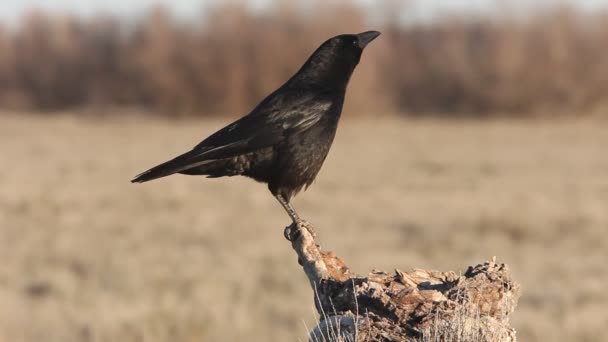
132;31;380;230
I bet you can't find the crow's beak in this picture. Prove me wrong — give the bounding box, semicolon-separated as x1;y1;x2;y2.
356;31;381;49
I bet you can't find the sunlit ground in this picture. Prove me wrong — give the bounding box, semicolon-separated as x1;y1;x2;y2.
1;114;607;341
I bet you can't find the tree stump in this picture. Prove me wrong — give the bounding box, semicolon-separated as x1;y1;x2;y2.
285;221;520;342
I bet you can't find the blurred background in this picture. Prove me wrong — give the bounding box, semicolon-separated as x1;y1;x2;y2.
0;0;607;341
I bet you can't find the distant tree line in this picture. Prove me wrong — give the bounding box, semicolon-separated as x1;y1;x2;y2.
0;2;606;116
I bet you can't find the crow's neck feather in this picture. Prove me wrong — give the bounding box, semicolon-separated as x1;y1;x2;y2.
287;51;359;91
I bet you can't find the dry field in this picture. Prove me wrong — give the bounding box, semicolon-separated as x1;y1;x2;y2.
0;114;607;342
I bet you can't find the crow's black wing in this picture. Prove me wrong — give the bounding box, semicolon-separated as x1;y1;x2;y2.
131;90;333;183
191;90;332;157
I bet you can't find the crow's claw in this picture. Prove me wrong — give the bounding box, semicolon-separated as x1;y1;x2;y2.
298;220;316;239
284;220;316;241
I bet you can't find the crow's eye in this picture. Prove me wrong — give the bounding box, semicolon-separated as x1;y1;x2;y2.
352;40;358;46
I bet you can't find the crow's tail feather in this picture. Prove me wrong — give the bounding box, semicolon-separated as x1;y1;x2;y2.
131;151;210;183
131;163;179;183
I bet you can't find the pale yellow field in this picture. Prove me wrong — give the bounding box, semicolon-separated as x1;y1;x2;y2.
0;114;607;342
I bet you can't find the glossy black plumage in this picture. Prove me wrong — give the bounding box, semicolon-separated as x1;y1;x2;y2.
131;31;380;223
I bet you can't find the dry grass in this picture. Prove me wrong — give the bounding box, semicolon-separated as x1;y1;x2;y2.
4;4;608;115
0;113;607;341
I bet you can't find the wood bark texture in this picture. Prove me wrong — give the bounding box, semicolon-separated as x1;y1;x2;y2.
285;221;520;342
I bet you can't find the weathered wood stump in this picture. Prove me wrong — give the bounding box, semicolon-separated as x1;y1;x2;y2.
285;221;520;342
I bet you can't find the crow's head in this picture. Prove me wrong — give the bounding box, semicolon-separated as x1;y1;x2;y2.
290;31;381;89
319;31;381;65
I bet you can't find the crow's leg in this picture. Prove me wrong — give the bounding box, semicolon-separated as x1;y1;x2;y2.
274;194;316;240
275;193;301;223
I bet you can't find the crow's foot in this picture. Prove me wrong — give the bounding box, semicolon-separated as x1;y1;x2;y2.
284;220;316;241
